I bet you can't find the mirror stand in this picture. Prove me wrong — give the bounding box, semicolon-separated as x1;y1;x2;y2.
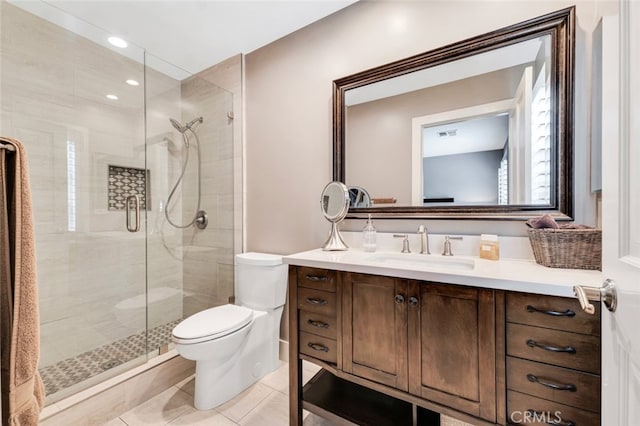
323;222;348;251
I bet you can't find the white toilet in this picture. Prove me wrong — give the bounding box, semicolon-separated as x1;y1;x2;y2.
172;252;288;410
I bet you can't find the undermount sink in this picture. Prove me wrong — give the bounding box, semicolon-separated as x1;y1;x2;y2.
365;253;475;271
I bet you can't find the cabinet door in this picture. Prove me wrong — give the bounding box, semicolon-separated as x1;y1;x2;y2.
408;282;497;422
343;273;408;391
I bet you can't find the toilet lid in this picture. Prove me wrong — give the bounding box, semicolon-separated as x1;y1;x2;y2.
172;304;253;344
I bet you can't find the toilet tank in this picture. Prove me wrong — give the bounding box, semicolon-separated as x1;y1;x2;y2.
235;252;288;310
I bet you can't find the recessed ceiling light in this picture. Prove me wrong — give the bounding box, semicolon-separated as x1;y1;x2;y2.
107;36;128;48
106;94;119;100
126;79;140;86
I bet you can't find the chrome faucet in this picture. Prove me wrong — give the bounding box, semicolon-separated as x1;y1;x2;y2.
417;225;430;254
442;235;463;256
393;234;411;253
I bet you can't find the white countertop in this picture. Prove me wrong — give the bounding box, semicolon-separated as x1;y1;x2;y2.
284;248;603;298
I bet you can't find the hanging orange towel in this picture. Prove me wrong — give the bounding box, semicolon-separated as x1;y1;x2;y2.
0;137;44;425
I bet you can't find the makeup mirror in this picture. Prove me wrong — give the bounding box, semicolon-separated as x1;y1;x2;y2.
321;181;350;250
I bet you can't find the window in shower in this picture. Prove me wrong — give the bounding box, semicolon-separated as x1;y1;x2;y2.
66;140;77;232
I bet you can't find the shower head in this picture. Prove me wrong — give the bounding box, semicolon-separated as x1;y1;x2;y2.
169;118;185;133
169;117;203;134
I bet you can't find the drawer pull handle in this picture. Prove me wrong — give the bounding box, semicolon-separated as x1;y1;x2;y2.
306;274;328;282
526;339;576;354
308;319;330;329
395;294;405;304
306;297;327;306
526;374;577;392
307;342;329;353
525;410;575;426
526;305;576;317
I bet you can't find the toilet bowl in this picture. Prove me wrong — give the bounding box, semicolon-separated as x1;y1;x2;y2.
172;252;288;410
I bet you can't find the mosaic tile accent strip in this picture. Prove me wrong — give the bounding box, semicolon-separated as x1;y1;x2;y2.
39;319;180;396
107;165;150;210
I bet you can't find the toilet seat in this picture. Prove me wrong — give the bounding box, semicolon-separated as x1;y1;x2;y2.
172;304;253;345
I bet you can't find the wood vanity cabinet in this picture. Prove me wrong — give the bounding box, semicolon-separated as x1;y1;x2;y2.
342;273;498;420
290;267;504;425
505;293;601;425
289;266;602;426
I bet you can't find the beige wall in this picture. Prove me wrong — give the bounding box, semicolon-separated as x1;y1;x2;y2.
245;0;615;254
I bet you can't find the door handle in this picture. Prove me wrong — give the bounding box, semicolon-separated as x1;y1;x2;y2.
126;194;141;232
573;279;617;314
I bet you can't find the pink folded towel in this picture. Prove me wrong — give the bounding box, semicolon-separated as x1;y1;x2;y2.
526;214;593;230
526;214;559;229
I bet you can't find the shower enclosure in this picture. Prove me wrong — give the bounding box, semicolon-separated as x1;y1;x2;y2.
0;1;235;403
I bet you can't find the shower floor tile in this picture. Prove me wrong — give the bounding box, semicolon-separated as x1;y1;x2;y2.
39;319;181;397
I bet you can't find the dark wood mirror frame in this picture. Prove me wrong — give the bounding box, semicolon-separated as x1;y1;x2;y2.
333;7;574;220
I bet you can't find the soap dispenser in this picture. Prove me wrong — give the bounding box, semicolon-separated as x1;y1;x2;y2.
362;214;377;252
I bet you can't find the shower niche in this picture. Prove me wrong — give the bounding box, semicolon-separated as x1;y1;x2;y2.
107;165;150;211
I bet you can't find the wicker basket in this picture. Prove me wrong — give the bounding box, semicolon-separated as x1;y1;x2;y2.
527;228;602;270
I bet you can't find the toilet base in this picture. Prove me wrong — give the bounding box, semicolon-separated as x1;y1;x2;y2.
191;310;278;410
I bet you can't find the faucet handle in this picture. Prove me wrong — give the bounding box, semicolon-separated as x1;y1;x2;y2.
442;235;463;256
393;234;411;253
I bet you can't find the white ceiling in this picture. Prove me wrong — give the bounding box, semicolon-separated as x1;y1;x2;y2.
11;0;356;76
423;114;509;158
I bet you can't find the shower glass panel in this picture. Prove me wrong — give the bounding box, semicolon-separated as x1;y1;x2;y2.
145;54;235;344
0;1;148;402
1;0;235;405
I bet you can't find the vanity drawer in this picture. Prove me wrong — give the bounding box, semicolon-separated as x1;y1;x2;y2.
507;323;601;374
300;332;337;363
299;310;337;339
298;287;337;316
507;390;600;425
507;293;600;335
297;267;337;292
507;356;600;412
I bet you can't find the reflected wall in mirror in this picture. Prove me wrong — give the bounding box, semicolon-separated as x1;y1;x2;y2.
334;7;574;219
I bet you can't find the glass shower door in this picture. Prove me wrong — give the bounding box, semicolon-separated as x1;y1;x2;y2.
0;1;149;402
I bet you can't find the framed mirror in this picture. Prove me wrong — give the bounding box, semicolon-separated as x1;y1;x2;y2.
334;7;574;219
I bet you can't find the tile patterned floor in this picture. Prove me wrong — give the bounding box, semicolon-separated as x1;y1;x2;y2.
102;361;334;426
40;320;181;396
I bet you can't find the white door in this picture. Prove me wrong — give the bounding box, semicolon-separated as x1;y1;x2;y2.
601;1;640;424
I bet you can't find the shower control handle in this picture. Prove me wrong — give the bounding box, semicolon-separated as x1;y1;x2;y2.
126;195;141;232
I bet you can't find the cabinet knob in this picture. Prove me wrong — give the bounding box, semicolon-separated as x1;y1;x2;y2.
526;339;576;354
409;296;419;307
526;373;577;392
305;297;328;306
307;342;329;353
526;305;576;317
394;294;405;304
